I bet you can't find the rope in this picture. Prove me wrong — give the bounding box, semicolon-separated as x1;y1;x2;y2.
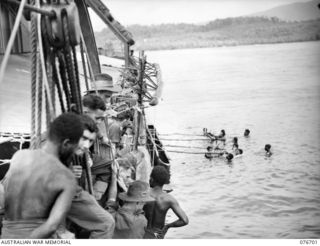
30;0;37;149
37;6;55;121
0;0;27;84
48;52;56;114
146;127;156;166
36;53;43;147
160;138;209;141
53;55;65;113
44;36;55;117
166;150;222;155
58;52;71;110
80;38;89;91
72;45;82;114
164;144;205;149
146;127;160;158
62;14;77;109
159;133;204;137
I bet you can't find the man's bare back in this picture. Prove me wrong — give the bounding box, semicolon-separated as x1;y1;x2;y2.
4;149;76;219
2;149;76;238
1;113;85;239
144;189;176;230
143;166;188;239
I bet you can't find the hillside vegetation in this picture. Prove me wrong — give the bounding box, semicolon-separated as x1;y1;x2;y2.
95;16;320;51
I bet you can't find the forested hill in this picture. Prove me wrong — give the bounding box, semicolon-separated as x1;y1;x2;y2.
95;16;320;51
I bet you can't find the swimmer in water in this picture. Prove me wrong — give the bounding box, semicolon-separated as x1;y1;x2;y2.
232;137;238;150
226;153;234;162
205;146;214;159
203;128;208;136
219;151;233;162
212;130;226;150
265;144;272;157
244;129;250;137
217;130;226;139
235;149;243;156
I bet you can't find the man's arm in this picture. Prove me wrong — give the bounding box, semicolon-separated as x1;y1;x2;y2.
30;174;77;238
105;161;119;216
160;197;189;237
107;160;118;202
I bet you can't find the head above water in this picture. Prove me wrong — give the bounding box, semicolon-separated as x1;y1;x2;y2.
221;130;225;136
233;137;238;143
244;129;250;137
239;149;243;155
265;144;271;152
150;165;170;188
48;113;84;163
82;94;106;124
226;153;233;161
207;146;213;151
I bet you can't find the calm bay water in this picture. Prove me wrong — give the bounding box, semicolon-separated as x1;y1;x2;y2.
146;41;320;238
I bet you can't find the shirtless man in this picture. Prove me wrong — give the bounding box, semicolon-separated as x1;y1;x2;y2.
144;166;189;239
205;146;214;159
1;113;83;238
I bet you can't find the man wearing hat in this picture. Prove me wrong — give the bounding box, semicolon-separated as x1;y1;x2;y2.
89;74;123;154
82;94;113;204
86;73;121;103
83;74;121;204
86;73;121;119
106;170;154;239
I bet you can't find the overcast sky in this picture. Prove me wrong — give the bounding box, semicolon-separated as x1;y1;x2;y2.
89;0;311;31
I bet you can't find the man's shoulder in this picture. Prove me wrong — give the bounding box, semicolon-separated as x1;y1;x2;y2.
152;190;176;204
11;148;33;159
156;191;179;207
10;149;42;165
12;149;52;159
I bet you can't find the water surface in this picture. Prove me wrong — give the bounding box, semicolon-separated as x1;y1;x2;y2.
146;41;320;238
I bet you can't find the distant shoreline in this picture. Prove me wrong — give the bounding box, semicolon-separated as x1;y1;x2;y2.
95;16;320;53
136;39;320;52
143;40;320;52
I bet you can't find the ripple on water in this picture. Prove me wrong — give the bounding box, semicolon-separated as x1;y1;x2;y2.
266;207;320;217
299;225;320;237
197;232;224;238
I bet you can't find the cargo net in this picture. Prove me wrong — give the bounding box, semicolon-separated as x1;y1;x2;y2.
0;132;31;164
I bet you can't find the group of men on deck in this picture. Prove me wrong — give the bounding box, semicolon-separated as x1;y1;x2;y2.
0;74;188;239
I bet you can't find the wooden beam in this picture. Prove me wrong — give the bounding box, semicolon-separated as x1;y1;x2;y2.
75;0;101;75
85;0;134;46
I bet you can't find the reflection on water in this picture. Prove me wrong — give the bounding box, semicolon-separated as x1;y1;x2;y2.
146;41;320;238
